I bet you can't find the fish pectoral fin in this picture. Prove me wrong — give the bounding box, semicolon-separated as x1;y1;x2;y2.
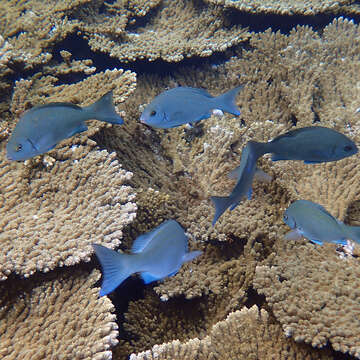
183;250;202;263
284;229;302;241
254;168;272;183
228;166;241;180
140;272;161;284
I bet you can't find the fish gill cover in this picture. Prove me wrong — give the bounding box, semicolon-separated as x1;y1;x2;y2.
1;1;360;360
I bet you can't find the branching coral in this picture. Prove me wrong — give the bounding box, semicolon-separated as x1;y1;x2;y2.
254;241;360;357
87;0;250;62
0;145;136;280
205;0;356;15
129;306;333;360
0;267;118;359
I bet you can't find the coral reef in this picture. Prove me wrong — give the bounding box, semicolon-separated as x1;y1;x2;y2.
0;266;118;360
129;305;333;360
205;0;358;15
87;0;249;62
254;240;360;358
0;145;136;280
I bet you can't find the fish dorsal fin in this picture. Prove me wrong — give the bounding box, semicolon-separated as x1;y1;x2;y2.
170;87;213;98
131;220;177;253
29;102;82;111
271;127;313;143
131;231;156;253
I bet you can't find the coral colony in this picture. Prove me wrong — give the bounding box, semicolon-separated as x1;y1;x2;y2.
1;1;360;359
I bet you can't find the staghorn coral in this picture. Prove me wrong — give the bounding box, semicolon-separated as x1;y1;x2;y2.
0;145;136;280
0;266;118;359
205;0;356;15
129;305;333;360
254;241;360;357
87;0;250;62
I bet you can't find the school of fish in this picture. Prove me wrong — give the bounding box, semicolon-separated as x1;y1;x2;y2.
6;85;360;296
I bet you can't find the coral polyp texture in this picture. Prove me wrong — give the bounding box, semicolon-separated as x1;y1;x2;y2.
254;241;360;358
0;268;118;359
0;146;136;280
129;306;332;360
87;0;250;62
205;0;357;15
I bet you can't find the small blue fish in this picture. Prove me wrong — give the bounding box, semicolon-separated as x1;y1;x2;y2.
7;90;123;161
283;200;360;245
140;86;243;128
248;126;358;164
211;141;271;225
92;220;202;296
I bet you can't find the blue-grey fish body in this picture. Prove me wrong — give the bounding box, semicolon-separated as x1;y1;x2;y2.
140;86;243;128
92;220;202;296
7;90;123;161
283;200;360;245
211;141;271;226
250;126;358;164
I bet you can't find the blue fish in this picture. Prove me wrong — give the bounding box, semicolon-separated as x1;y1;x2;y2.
247;126;358;164
283;200;360;245
139;86;243;128
211;141;271;225
7;90;123;161
92;220;202;296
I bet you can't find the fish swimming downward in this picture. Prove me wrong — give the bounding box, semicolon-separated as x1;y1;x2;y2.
246;126;358;164
92;220;202;297
7;90;123;161
140;86;243;128
283;200;360;246
211;141;272;225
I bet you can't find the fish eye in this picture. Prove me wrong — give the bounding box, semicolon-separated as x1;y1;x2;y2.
150;110;156;116
344;145;353;152
283;215;288;221
15;144;22;152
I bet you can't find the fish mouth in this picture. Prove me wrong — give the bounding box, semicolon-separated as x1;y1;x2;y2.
139;116;147;124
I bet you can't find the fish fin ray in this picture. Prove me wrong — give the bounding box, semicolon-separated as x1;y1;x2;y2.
92;244;133;296
214;86;243;116
84;90;124;125
284;229;302;241
211;196;235;226
183;250;202;263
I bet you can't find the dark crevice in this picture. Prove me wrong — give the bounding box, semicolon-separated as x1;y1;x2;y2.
244;286;266;308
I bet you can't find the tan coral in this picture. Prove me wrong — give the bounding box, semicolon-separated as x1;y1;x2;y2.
0;145;136;280
88;0;249;62
272;155;360;221
254;241;360;357
205;0;355;15
129;305;332;360
0;267;118;359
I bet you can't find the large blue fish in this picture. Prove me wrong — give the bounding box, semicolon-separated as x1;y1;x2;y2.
211;141;271;225
140;86;243;128
7;90;123;161
92;220;202;296
283;200;360;245
248;126;357;164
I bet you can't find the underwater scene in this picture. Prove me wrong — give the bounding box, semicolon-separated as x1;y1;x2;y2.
2;0;360;359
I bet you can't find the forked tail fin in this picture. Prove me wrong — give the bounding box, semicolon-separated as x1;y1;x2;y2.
211;195;235;226
92;244;134;296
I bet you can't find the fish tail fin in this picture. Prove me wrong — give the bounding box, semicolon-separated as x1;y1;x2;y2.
214;86;244;116
85;90;124;125
343;225;360;244
211;195;235;226
92;244;134;296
